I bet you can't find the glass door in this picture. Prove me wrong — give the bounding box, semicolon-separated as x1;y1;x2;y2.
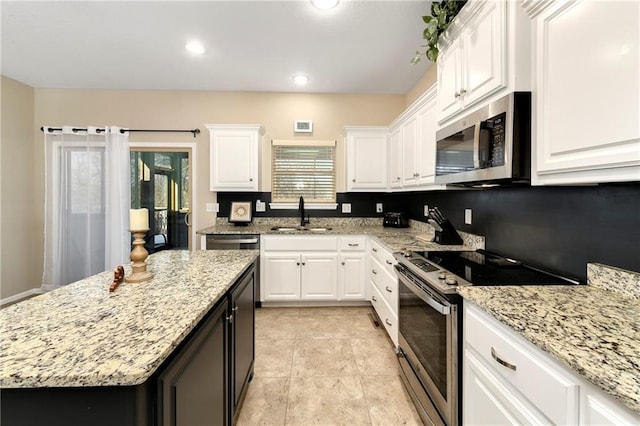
130;151;191;253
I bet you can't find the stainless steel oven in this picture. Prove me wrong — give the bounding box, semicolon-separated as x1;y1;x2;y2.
394;249;581;425
395;262;461;426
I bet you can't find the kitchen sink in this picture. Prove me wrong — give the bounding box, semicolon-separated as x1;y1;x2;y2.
270;226;332;232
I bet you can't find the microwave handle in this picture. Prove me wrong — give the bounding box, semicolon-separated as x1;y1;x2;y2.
473;122;481;169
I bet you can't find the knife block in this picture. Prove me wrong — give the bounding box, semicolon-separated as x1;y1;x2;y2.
434;220;464;245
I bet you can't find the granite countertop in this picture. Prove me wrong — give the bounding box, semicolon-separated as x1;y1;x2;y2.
458;265;640;415
197;220;484;253
0;250;258;388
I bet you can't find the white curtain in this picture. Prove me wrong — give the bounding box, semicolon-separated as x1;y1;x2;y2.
43;126;130;289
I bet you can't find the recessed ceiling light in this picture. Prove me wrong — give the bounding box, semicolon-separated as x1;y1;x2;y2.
311;0;339;10
185;41;205;55
292;74;309;86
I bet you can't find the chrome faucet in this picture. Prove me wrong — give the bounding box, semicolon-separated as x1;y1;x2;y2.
298;196;310;227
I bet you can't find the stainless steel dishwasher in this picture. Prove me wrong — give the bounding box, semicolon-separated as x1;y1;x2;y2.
206;234;261;307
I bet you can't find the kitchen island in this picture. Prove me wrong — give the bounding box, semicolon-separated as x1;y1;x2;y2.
0;250;259;426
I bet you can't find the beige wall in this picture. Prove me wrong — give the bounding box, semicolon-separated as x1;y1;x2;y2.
1;76;38;298
405;64;437;107
33;88;406;250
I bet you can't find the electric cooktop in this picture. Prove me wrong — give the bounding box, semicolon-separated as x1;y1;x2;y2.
409;250;581;286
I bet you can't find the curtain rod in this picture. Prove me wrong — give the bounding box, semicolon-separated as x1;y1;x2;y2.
40;127;201;138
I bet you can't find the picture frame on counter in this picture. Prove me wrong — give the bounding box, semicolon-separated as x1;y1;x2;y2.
229;201;252;224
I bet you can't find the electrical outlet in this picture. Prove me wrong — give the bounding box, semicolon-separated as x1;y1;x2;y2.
424;205;429;217
256;200;266;212
342;203;352;214
206;203;219;213
376;203;383;213
465;208;472;225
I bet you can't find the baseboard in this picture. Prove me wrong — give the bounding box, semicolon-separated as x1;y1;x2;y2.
0;288;45;307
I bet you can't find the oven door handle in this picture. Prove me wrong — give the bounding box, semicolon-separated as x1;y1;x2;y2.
396;270;451;315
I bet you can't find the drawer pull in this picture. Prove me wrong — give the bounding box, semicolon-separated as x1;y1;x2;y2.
372;247;378;252
348;243;359;247
491;347;517;371
385;260;393;265
372;295;377;302
385;286;392;293
385;319;392;326
372;269;378;275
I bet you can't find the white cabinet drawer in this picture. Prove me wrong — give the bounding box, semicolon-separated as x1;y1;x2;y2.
465;303;579;425
369;238;397;275
339;236;367;251
262;235;338;251
370;256;398;310
370;281;398;346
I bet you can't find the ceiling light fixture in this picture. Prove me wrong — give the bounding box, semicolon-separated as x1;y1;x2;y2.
185;41;205;55
292;74;309;86
311;0;339;10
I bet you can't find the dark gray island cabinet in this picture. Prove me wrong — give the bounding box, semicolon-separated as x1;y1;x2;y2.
0;250;258;426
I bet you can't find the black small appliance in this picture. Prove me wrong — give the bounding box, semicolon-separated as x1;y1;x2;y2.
383;212;408;228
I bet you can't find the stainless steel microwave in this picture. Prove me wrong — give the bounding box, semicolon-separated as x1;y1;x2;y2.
435;92;531;186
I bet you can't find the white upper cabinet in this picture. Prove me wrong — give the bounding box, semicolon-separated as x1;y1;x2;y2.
207;124;262;191
525;0;640;185
416;87;440;186
389;126;402;189
401;115;419;186
345;126;389;192
437;0;530;124
388;86;445;191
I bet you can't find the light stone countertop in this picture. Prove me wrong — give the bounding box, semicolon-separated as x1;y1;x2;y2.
458;266;640;415
0;250;258;388
197;219;484;253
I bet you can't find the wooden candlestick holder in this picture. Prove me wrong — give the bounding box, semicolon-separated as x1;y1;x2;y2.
125;229;153;283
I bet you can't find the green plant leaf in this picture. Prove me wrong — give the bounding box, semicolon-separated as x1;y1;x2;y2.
411;51;423;65
422;15;433;24
426;47;439;63
431;2;441;16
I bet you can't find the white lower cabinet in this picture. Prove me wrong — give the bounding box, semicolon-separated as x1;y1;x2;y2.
261;235;366;303
368;238;398;346
300;254;338;300
338;252;366;301
464;301;640;425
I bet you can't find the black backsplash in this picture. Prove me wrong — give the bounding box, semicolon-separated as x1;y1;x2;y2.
217;183;640;282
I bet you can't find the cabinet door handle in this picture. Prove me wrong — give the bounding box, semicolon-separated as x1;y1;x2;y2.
385;319;392;326
226;314;233;324
302;262;306;266
296;262;300;266
459;88;467;96
385;286;392;293
491;347;517;371
397;177;401;181
372;248;378;252
454;92;461;98
372;295;377;302
341;261;345;266
352;179;356;182
372;269;378;275
249;178;253;182
348;243;359;247
385;260;393;265
233;306;239;313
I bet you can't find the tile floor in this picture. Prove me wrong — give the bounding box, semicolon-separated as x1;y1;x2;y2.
236;306;423;426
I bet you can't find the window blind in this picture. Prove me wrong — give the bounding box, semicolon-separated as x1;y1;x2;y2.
272;141;336;203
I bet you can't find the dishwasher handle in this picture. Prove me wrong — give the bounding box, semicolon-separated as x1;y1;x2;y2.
208;238;258;245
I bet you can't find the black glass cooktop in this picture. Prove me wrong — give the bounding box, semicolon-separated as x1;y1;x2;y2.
415;250;581;286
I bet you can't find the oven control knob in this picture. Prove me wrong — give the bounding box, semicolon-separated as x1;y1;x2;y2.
445;275;458;285
438;271;447;280
403;250;411;258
